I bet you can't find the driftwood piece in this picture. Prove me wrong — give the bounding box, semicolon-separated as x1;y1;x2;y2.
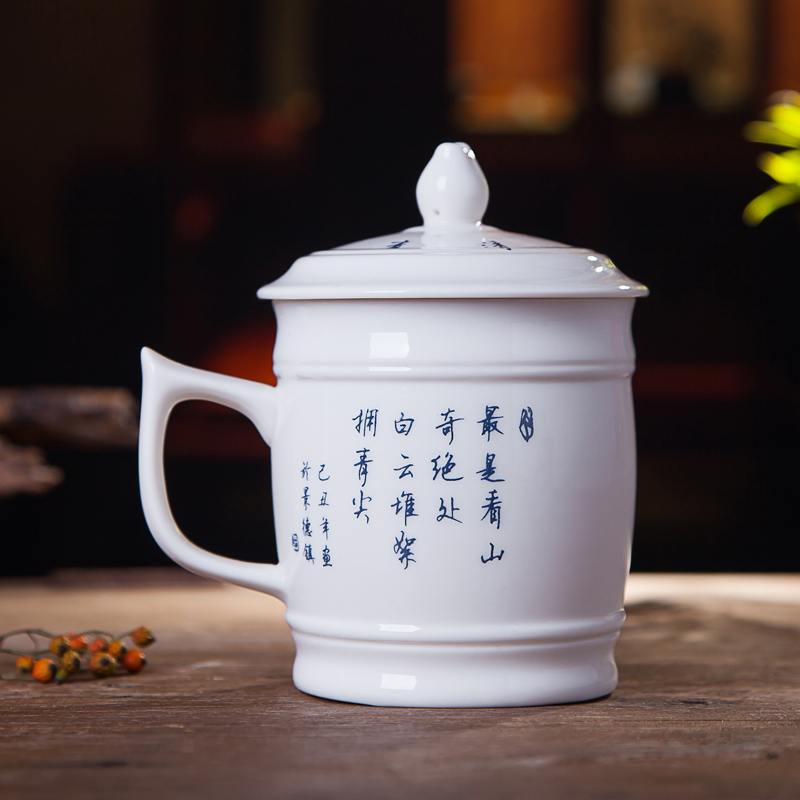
0;434;63;497
0;387;139;449
0;386;139;498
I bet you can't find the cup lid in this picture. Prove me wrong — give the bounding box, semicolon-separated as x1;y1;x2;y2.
258;142;648;300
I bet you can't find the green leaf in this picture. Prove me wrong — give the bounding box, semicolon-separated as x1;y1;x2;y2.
767;104;800;139
743;120;800;147
757;151;800;184
781;149;800;164
743;184;800;225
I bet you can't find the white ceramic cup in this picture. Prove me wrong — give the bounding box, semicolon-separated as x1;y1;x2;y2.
139;141;647;707
139;295;639;708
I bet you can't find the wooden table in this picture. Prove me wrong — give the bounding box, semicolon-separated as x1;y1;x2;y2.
1;572;799;799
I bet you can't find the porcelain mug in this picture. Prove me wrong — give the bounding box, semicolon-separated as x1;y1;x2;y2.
139;293;638;707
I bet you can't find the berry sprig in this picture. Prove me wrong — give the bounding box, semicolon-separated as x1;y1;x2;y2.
0;626;155;684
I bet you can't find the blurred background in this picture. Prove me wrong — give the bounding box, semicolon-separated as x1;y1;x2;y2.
1;0;799;576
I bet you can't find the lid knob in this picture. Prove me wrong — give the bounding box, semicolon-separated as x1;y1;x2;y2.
416;142;489;230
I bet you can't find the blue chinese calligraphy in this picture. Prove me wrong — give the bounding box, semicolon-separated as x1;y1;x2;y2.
391;491;418;525
298;458;335;568
477;453;504;482
431;452;463;481
478;406;504;440
519;407;534;442
296;401;532;571
353;409;378;437
354;448;372;487
386;239;409;249
353;490;371;522
481;490;502;529
394;454;414;479
393;532;416;569
436;497;462;523
436;408;464;445
394;412;414;435
481;542;505;563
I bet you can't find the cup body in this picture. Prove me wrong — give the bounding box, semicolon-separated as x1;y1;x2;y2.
268;296;637;706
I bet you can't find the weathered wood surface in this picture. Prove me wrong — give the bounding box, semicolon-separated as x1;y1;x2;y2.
1;574;799;799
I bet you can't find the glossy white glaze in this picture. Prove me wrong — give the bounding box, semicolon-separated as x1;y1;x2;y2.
138;143;647;707
258;142;646;300
415;141;488;229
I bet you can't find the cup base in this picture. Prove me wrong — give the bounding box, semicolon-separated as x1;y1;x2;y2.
291;630;620;708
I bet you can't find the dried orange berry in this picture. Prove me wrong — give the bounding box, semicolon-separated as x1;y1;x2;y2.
89;652;118;677
121;649;146;674
32;658;57;683
54;667;70;685
68;634;90;652
61;650;82;673
108;640;128;660
89;638;109;654
16;655;35;675
49;636;70;656
131;627;156;648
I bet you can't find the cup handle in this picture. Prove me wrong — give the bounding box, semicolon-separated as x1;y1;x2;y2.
138;347;286;601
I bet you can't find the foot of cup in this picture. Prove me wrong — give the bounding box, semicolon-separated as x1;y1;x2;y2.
291;631;620;708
